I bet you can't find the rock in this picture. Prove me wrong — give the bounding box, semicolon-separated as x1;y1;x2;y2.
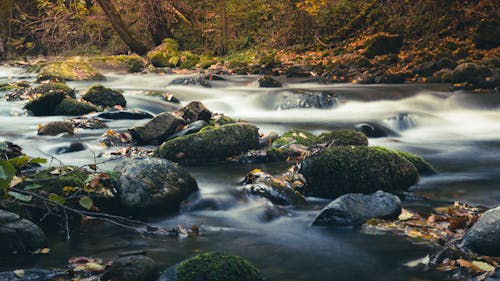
55;142;86;154
37;121;74;136
101;255;158;281
259;131;279;147
384;113;415;131
285;65;312;78
0;209;48;255
82;84;127;108
393;150;437;176
52;98;98;116
272;129;319;148
113;157;198;212
318;129;369;146
167;120;208;140
451;63;491;85
154;123;260;164
144;91;181;103
159;252;262;281
24;91;66;116
463;205;500;257
277;90;338;110
168;76;211;87
89;55;145;73
258;75;282;88
430;68;453;83
299;146;420;198
312;191;402;226
173;101;212;123
36;58;105;82
0;269;64;280
473;20;500;49
241;183;306;206
353;122;399;138
374;72;406;84
27;83;75;98
0;141;23;159
129;112;186;145
96;110;154;120
364;33;403;58
147;38;180;67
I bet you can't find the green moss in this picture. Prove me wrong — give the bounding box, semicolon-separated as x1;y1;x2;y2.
36;58;105;82
53;98;98;115
21;166;89;194
392;150;437;176
24;92;66;116
175;252;261;281
0;81;30;91
154;123;260;164
299;146;419;198
89;55;145;72
272;129;319;148
318;129;369;146
209;115;237;126
147;38;180;67
28;83;74;98
179;51;200;69
197;55;218;69
82;84;126;107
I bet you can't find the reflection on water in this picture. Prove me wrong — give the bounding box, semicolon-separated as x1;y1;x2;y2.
0;67;498;280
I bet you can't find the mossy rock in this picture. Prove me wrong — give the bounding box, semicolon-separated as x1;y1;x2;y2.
27;83;75;98
392;149;437;176
36;58;106;82
451;63;491;84
258;75;282;88
154;123;260;164
82;84;126;107
89;55;145;73
53;98;98;116
209;115;237;126
318;129;369;146
174;252;262;281
364;34;403;58
0;81;30;91
147;38;180;67
197;55;218;69
179;51;200;69
20;166;89;195
24;91;66;116
272;129;319;148
299;146;419;198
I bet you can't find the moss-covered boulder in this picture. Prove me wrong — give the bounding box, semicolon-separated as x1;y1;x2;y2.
364;33;403;58
0;81;30;91
392;150;437;176
451;63;491;84
154;123;260;164
53;98;98;115
147;38;180;67
82;84;126;108
129;112;186;145
272;129;319;148
258;75;282;88
36;58;105;82
20;166;89;194
28;83;75;98
0;209;48;255
162;252;262;281
24;91;66;116
299;146;420;198
318;129;369;146
89;55;145;73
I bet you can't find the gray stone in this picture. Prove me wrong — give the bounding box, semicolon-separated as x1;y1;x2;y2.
463;205;500;257
0;209;48;255
37;121;74;136
101;255;158;281
129;112;186;145
312;191;402;226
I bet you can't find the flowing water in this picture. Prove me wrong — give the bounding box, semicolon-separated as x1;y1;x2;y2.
1;66;499;280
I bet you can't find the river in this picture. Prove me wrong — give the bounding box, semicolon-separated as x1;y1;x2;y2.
1;66;499;280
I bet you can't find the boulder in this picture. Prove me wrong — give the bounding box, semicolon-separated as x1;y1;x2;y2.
24;91;66;116
82;84;127;108
154;123;260;164
364;33;403;58
241;183;306;206
168;76;211;87
277;90;337;110
147;38;180;67
451;63;491;85
318;129;369;146
52;98;98;116
312;191;402;226
158;252;262;281
101;255;158;281
167;120;208;140
393;150;437;176
258;75;282;88
27;83;75;98
473;20;500;49
129;112;186;145
89;55;145;73
37;121;74;136
36;58;105;82
0;209;48;255
173;101;212;123
299;146;420;198
463;205;500;257
113;157;198;212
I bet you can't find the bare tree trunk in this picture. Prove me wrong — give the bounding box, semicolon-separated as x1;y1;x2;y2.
219;0;228;55
0;0;12;59
95;0;149;55
143;0;173;45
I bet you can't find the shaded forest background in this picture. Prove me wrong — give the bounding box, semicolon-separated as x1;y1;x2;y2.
0;0;498;59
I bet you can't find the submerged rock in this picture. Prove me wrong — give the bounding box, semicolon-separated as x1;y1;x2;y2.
312;191;402;226
463;205;500;257
55;142;86;154
384;113;415;131
154;123;260;164
169;76;211;87
37;121;74;136
0;269;64;280
0;209;48;255
159;252;262;281
277;90;337;110
258;75;282;88
101;255;158;281
113;157;198;213
353;122;399;138
242;183;306;206
82;84;126;108
299;146;419;198
129;112;186;145
95;110;153;120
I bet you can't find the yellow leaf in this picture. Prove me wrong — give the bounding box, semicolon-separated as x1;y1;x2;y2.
472;261;495;272
9;176;23;187
404;255;429;267
13;269;25;278
398;208;414;221
249;169;262;174
40;248;50;254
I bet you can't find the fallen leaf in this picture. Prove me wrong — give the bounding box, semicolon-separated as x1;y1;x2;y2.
472;261;495;272
404;255;430;267
398;208;414;221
